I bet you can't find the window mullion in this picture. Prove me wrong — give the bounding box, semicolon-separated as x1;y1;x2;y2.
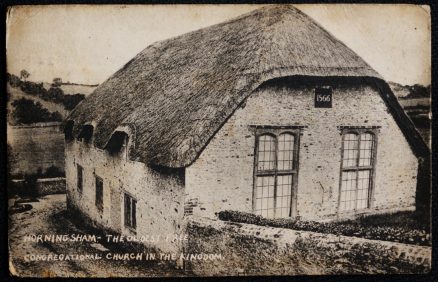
290;133;298;217
368;135;376;208
356;166;373;170
277;170;296;175
131;198;134;228
356;132;361;168
256;171;276;176
355;134;361;211
128;198;132;227
273;135;278;218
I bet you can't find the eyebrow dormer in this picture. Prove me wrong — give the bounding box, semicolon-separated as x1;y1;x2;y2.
77;124;94;144
105;131;130;159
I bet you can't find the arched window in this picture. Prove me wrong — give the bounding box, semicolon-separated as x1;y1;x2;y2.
339;130;377;212
254;129;301;219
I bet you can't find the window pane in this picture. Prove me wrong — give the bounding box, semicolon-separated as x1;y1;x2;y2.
342;133;358;167
255;176;275;218
277;133;295;171
77;165;83;192
267;208;274;218
95;177;103;212
359;133;374;167
132;199;137;229
357;170;371;209
257;135;276;171
339;171;357;211
275;175;292;218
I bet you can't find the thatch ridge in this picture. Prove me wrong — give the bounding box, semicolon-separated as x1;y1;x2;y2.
68;5;410;168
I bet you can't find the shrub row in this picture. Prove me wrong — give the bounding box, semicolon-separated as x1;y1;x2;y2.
217;210;431;246
11;97;63;124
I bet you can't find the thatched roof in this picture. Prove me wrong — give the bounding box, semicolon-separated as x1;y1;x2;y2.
68;5;427;168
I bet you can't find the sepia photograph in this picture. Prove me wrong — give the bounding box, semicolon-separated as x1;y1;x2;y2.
6;4;431;277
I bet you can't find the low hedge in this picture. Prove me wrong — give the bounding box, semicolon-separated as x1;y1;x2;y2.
217;210;431;246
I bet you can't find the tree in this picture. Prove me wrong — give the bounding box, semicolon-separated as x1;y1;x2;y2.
47;87;64;103
63;93;85;110
406;84;430;99
52;77;62;87
7;73;22;87
20;69;30;81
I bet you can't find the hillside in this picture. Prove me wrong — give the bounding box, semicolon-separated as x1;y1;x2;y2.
42;82;97;96
8;84;69;118
389;82;431;148
389;81;430;99
7;75;430;145
7;73;93;125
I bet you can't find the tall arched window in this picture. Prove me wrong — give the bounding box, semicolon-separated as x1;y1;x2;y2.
339;130;377;212
254;129;300;219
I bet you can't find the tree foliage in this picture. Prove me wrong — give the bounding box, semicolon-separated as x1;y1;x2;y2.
7;73;22;87
11;97;63;124
404;84;430;99
20;69;30;81
52;77;63;87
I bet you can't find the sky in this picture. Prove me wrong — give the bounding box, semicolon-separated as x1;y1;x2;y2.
6;4;431;86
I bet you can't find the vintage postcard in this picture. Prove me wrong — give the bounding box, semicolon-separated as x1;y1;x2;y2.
7;4;431;277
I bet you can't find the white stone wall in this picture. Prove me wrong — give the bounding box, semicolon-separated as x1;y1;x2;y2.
185;82;418;221
65;140;185;252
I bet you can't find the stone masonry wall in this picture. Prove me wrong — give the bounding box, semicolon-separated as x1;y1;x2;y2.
36;177;65;195
11;177;65;196
65;140;185;253
185;82;418;221
185;217;431;276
